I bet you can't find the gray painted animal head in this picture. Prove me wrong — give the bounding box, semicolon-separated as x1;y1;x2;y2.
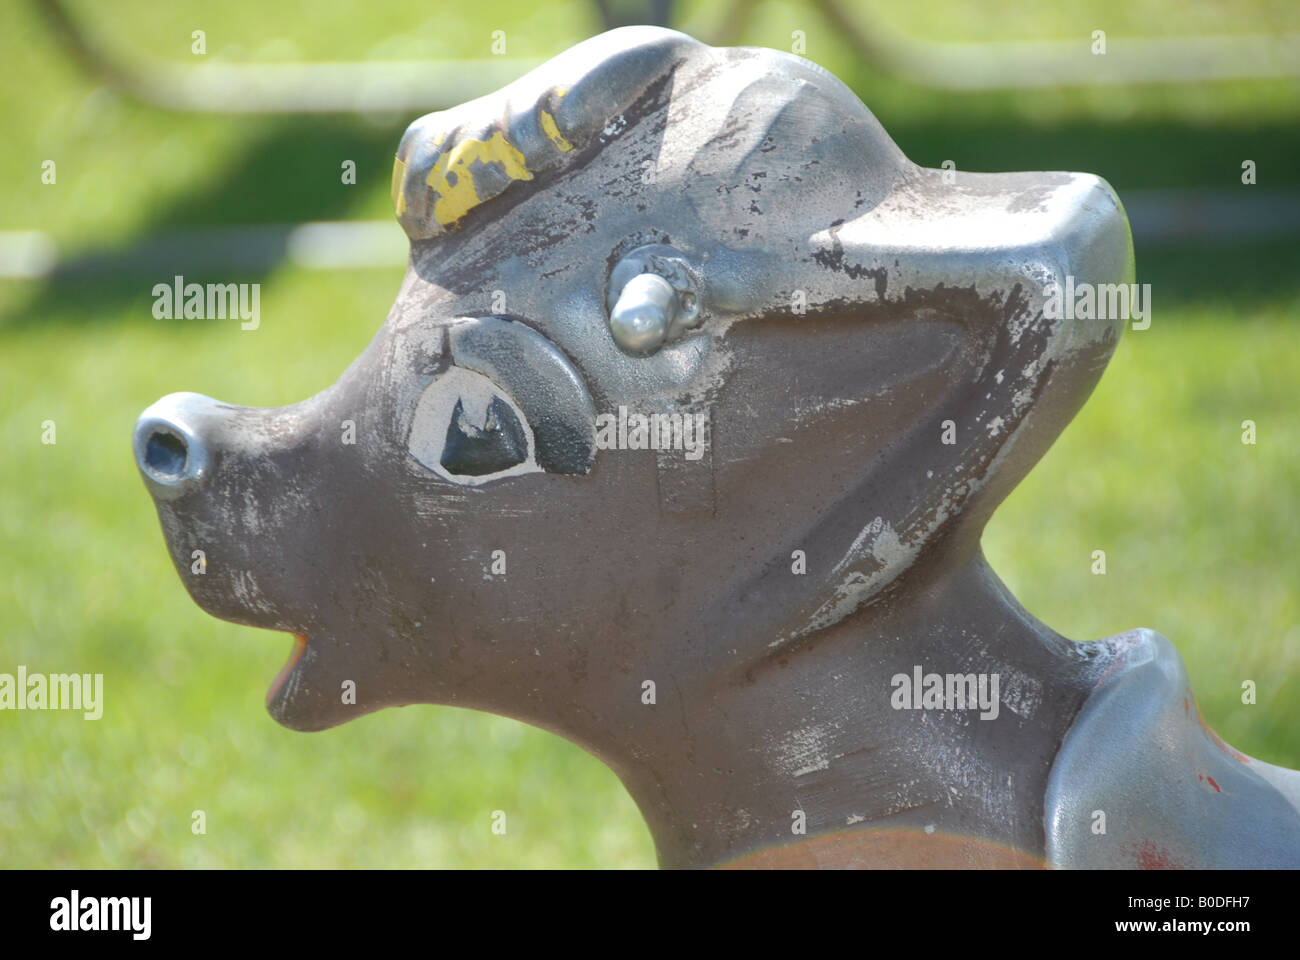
134;27;1132;745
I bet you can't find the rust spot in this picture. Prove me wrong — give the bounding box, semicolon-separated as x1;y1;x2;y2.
1195;706;1252;763
1126;839;1184;870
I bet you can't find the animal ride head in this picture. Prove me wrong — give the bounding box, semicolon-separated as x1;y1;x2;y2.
144;27;1281;871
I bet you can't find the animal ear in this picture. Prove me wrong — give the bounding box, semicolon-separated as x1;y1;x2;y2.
391;28;698;240
406;316;597;483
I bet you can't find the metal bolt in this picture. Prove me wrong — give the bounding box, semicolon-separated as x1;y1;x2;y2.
609;272;678;355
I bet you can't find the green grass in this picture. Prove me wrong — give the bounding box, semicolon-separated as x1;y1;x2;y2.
1;0;1298;868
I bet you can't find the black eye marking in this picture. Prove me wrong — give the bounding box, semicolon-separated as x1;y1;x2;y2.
408;317;596;482
440;396;529;477
448;317;596;475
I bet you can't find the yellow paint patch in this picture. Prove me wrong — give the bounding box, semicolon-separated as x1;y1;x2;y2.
539;110;573;153
390;156;408;217
424;131;532;226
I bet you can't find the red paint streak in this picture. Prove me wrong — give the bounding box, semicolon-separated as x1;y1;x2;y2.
1183;697;1189;714
1194;706;1252;763
1207;776;1221;793
1094;660;1125;689
1127;839;1184;870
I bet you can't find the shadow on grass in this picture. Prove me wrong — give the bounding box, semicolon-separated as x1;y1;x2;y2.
882;114;1300;193
3;106;1299;333
2;116;404;332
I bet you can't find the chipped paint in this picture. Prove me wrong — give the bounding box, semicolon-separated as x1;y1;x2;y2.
796;518;918;640
539;110;573;153
770;723;837;778
424;131;533;226
391;156;408;216
997;668;1042;720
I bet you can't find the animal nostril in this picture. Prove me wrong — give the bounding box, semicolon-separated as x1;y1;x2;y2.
144;430;188;480
134;393;216;495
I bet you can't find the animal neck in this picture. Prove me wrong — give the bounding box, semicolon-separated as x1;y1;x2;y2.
597;548;1112;868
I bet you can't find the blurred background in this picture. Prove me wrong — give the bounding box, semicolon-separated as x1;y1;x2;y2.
1;0;1297;868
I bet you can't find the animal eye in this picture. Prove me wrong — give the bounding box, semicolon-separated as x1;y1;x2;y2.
408;366;538;484
441;396;528;476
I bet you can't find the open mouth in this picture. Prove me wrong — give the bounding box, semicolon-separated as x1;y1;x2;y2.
266;633;309;707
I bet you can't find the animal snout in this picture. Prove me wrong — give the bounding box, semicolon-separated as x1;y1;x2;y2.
133;392;218;497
